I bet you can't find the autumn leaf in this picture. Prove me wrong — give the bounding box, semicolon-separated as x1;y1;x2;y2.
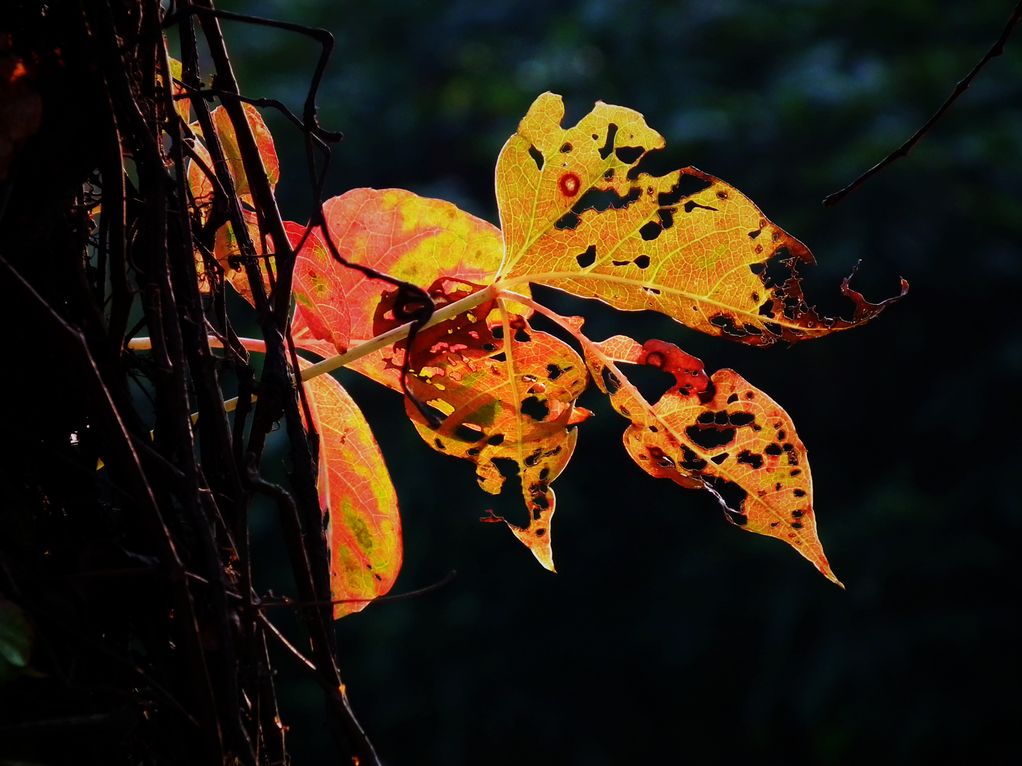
195;209;280;303
580;333;840;584
210;102;279;199
402;293;589;571
300;363;402;618
186;103;283;301
291;188;505;387
187;103;278;212
166;56;191;125
278;94;904;581
494;92;906;345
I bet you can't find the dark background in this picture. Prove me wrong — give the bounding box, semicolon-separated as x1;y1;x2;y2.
219;1;1020;763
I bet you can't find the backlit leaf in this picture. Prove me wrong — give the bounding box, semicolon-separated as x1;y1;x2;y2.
187;103;278;210
166;56;190;125
298;188;503;345
291;188;505;387
403;294;589;570
301;364;402;618
495;92;905;345
210;102;279;199
581;333;840;584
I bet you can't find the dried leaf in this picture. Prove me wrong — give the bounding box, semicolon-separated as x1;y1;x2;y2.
581;333;840;584
301;365;402;618
495;92;905;345
403;295;589;570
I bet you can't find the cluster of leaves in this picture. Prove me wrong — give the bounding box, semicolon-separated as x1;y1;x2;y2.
187;91;904;614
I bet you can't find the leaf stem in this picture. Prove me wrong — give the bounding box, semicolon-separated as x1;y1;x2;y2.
127;281;500;413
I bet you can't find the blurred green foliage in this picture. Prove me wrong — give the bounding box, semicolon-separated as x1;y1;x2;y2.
219;1;1021;763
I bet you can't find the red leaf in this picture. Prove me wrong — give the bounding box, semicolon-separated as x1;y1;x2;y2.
301;365;402;618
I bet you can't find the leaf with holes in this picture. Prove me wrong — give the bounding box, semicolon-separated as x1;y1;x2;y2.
301;363;402;618
580;333;840;584
494;92;906;345
402;292;589;571
291;188;506;387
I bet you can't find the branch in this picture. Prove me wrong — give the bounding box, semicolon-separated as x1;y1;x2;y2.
822;0;1022;206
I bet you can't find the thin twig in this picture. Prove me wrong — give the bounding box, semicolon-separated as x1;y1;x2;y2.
823;0;1022;206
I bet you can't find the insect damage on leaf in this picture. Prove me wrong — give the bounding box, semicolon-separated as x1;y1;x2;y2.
277;92;905;584
300;362;402;618
581;334;841;585
291;188;506;388
401;289;589;571
495;92;906;345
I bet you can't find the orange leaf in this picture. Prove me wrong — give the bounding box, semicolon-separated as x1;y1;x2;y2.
211;102;279;198
301;364;402;618
166;57;190;125
204;210;278;304
320;188;501;340
290;222;352;357
291;188;505;387
580;333;840;585
495;92;905;345
403;294;588;571
186;102;278;215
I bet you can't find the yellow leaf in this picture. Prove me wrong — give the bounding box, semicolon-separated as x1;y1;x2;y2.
404;294;588;571
581;333;841;585
301;364;402;618
495;92;904;345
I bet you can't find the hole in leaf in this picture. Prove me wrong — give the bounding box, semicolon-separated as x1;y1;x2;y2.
572;186;641;214
639;221;661;241
575;244;596;268
528;144;544;171
454;423;486;442
657;172;712;206
685;425;736;450
705;476;749;517
598;123;618;159
601;367;621;393
683;200;718;213
615;145;643;164
555;211;581;230
520;396;550;421
728;412;755;427
736;450;764;470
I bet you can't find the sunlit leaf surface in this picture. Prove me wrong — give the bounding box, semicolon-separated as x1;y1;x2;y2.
495;92;905;345
301;365;402;618
581;334;840;584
